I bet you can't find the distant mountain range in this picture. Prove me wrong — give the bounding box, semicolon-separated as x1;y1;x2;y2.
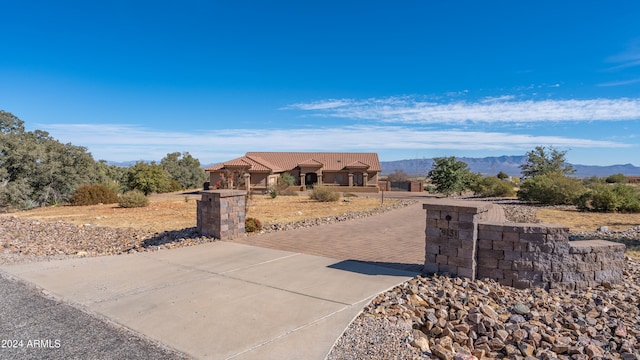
380;156;640;178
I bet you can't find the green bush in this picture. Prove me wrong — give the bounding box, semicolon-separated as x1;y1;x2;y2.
245;217;262;232
575;183;640;212
268;187;278;199
517;172;585;205
470;176;515;197
162;179;184;193
309;185;340;202
71;184;119;206
118;190;149;208
605;173;627;184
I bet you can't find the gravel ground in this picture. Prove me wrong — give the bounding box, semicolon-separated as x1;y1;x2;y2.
328;258;640;359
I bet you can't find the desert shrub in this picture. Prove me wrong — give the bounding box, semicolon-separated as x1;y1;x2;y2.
575;183;640;212
470;176;515;197
162;179;184;193
118;190;149;208
582;176;604;187
310;185;340;202
278;172;296;186
279;188;298;196
71;184;119;206
245;217;262;232
605;173;627;184
517;172;585;205
268;187;278;199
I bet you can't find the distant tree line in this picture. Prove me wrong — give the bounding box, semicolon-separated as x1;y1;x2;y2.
425;145;640;213
0;110;206;210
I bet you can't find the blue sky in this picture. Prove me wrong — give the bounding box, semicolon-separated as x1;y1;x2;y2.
2;1;639;166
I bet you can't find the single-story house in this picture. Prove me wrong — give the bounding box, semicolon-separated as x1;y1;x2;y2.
205;152;381;192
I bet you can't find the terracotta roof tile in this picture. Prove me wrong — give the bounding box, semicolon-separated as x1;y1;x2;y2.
206;152;381;173
245;152;381;172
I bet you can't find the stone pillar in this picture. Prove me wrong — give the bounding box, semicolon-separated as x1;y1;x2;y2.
317;173;323;185
300;173;305;187
197;190;246;240
363;172;368;186
423;199;500;279
348;173;353;187
243;173;251;192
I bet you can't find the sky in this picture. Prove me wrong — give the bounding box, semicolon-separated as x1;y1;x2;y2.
1;1;639;166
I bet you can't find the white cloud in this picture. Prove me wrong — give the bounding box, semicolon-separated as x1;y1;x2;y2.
38;123;627;163
597;78;640;87
285;97;640;124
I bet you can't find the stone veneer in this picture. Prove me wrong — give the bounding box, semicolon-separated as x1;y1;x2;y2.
197;190;246;240
423;199;625;290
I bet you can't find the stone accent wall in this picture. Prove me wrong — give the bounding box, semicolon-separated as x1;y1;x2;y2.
197;190;246;240
424;199;625;290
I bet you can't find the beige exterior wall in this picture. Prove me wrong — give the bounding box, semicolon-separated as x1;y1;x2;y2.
208;169;379;189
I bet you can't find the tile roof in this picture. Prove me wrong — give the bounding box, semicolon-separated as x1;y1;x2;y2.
246;152;381;172
206;152;381;173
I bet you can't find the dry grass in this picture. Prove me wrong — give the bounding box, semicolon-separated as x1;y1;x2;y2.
2;192;392;233
536;207;640;259
536;208;640;231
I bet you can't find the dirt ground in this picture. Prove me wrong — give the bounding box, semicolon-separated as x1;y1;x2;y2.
3;192;639;234
2;192;392;233
536;207;640;231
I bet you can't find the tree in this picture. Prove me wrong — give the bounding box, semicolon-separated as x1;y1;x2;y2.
520;146;575;179
1;111;100;209
496;171;509;180
160;152;207;190
386;169;410;182
126;162;170;195
428;157;472;197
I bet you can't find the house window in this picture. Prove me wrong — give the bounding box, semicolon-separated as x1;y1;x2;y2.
335;174;344;184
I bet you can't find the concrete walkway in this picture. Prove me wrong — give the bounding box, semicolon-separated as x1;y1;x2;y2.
0;197;428;359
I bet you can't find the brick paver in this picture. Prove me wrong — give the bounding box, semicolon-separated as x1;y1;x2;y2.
228;199;428;272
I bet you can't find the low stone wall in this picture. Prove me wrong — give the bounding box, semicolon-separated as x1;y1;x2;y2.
423;199;625;290
197;190;246;240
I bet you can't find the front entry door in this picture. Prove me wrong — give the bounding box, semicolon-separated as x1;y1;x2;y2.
305;173;318;189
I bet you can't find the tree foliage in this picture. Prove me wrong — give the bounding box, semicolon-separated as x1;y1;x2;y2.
520;146;575;179
470;176;515;197
428;157;472;197
125;162;171;195
1;111;100;209
575;183;640;212
160;152;207;190
517;172;584;205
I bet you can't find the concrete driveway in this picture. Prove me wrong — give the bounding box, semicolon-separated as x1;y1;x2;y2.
1;242;418;359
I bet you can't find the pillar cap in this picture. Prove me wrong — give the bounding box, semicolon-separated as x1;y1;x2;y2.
200;190;247;197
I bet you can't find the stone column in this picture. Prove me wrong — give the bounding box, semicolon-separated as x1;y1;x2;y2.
348;173;353;187
363;172;368;186
317;173;323;185
197;190;246;240
423;199;497;279
243;173;251;192
300;173;305;187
